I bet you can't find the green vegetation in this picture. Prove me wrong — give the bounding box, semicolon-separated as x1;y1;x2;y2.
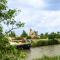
0;0;60;60
15;36;22;40
21;30;28;37
31;39;59;47
0;24;27;60
0;0;27;60
0;0;24;34
9;31;16;37
33;56;60;60
31;32;60;47
40;32;60;39
0;34;27;60
27;36;31;39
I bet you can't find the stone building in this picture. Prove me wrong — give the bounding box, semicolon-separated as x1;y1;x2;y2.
29;29;38;38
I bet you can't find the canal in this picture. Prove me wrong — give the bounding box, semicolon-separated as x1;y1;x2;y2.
24;44;60;60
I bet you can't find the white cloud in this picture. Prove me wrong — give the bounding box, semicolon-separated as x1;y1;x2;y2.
22;0;45;8
7;0;60;35
8;0;45;9
14;9;60;34
18;10;60;33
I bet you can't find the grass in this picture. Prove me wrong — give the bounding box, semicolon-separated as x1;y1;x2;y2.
31;39;60;47
33;56;60;60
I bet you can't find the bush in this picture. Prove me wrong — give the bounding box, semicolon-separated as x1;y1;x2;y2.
15;36;22;40
27;36;31;39
0;35;27;60
32;39;59;47
48;39;59;45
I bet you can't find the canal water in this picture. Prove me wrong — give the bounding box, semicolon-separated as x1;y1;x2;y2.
25;44;60;60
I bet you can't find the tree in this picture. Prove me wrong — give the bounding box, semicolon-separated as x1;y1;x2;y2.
48;32;56;39
40;33;45;39
0;0;26;60
0;0;24;34
9;31;16;37
27;36;31;39
21;30;28;37
44;32;48;39
56;32;60;38
0;25;4;39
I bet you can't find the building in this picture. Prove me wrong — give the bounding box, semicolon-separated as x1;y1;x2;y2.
29;29;38;38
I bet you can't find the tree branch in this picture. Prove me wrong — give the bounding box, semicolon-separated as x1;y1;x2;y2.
6;27;17;34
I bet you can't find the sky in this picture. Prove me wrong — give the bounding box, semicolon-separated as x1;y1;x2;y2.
7;0;60;35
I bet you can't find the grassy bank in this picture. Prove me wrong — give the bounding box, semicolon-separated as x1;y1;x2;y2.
33;56;60;60
31;39;60;47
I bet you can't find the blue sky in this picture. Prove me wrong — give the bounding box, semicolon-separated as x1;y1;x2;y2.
7;0;60;35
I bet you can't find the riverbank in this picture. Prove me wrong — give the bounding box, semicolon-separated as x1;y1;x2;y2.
33;56;60;60
31;39;60;47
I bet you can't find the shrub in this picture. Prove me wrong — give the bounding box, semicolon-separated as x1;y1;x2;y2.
48;39;59;45
27;36;31;39
15;36;22;40
0;35;27;60
32;39;59;47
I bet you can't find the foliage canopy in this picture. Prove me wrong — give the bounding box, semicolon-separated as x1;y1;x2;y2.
0;0;24;34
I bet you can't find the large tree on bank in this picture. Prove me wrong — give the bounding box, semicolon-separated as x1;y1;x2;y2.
0;0;24;34
0;0;26;60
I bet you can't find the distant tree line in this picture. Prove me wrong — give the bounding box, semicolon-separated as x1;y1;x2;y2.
40;32;60;39
10;30;60;40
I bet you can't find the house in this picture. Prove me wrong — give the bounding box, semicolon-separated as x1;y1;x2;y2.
29;29;38;38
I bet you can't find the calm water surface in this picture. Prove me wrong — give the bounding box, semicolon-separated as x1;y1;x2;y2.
25;44;60;60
